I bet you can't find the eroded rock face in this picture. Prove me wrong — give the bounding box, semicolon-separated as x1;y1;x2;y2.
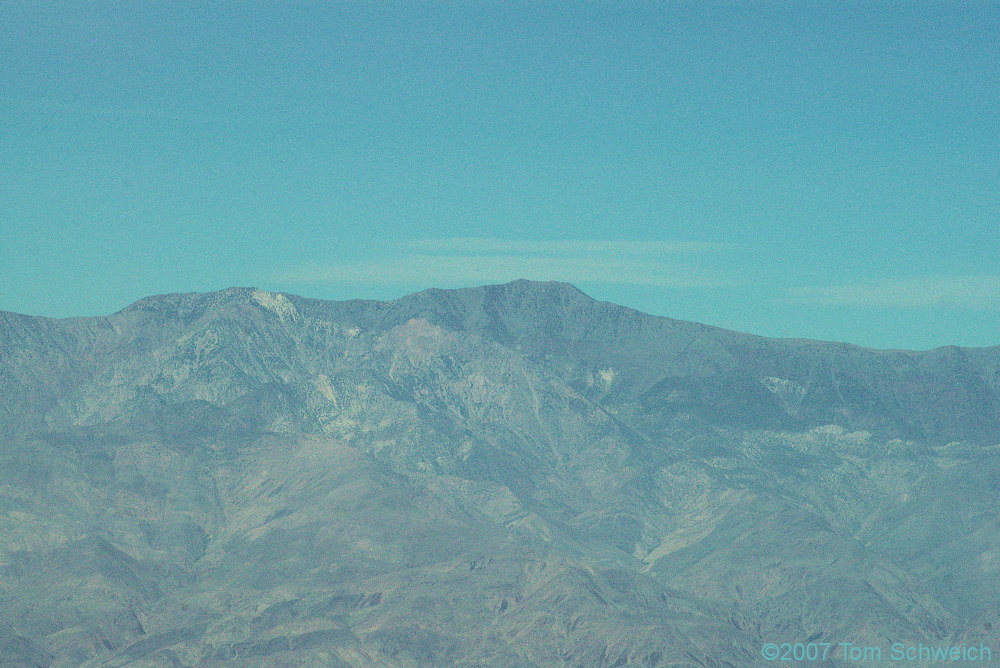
2;280;998;666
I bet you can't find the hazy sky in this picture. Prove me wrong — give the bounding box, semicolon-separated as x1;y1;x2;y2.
2;2;997;350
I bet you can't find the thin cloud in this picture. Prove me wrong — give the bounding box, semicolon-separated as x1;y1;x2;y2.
789;275;1000;310
406;238;731;255
275;238;736;289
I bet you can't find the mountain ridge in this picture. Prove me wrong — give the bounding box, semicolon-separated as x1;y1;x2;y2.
3;279;985;354
2;280;1000;665
3;280;998;445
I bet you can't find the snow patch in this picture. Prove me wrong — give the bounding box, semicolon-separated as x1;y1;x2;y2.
252;289;299;322
761;376;804;395
761;376;806;405
314;374;338;406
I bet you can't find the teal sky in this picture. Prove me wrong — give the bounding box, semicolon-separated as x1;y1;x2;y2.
2;2;998;350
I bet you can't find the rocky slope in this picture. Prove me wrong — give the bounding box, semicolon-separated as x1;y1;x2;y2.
1;281;998;666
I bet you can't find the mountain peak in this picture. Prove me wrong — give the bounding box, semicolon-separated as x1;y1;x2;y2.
116;286;259;314
502;278;590;293
409;279;593;305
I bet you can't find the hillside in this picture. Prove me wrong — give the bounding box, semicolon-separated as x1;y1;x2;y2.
1;281;998;666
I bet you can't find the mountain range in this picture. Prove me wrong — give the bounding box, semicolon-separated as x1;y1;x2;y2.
2;280;998;666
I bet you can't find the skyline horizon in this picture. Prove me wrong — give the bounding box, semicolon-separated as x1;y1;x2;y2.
4;276;995;354
3;3;997;352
